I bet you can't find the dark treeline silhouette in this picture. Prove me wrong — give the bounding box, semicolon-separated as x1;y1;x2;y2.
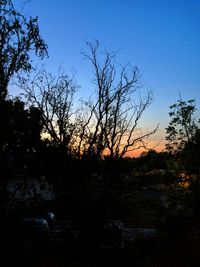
1;1;200;266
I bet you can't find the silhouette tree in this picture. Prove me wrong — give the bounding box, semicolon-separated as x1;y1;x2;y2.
166;98;200;223
0;0;48;99
0;0;47;225
166;98;198;153
0;97;43;152
76;41;158;159
21;42;158;159
21;68;78;153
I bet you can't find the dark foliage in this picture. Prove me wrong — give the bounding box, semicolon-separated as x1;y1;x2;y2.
0;0;48;98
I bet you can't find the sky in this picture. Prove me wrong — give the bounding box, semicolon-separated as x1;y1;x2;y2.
13;0;200;155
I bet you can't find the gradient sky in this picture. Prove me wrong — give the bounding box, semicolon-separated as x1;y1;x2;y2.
14;0;200;154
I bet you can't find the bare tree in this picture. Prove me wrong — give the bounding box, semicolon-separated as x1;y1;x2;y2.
76;41;158;159
21;68;78;153
21;42;158;158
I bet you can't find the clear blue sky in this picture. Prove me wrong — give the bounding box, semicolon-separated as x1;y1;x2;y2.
14;0;200;149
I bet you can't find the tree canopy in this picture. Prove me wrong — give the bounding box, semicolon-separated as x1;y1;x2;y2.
0;0;48;99
166;98;198;153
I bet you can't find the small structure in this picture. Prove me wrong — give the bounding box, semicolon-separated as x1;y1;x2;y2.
6;174;55;210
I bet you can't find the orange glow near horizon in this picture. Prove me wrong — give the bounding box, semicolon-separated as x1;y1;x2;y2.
124;141;166;158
